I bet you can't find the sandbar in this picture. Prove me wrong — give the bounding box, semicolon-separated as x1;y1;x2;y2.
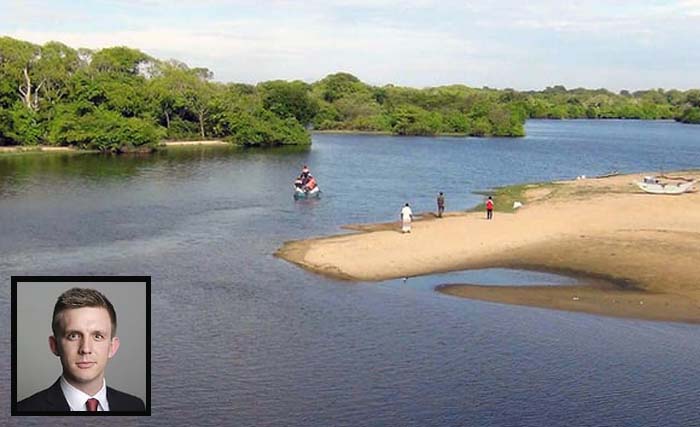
276;172;700;323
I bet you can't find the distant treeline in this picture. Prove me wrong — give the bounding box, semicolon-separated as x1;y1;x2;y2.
1;37;698;152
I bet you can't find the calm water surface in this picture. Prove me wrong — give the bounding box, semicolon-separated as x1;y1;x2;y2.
1;120;699;426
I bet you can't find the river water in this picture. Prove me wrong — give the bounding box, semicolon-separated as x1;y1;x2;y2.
1;120;699;426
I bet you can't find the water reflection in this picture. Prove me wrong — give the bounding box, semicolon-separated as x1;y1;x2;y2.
380;268;579;293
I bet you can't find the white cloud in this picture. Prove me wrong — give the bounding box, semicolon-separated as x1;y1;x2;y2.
6;14;482;84
2;0;698;90
679;0;700;15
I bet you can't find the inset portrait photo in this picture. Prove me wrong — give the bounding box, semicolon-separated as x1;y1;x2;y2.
11;276;151;416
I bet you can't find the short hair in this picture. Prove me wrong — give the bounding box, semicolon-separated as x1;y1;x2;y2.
52;288;117;337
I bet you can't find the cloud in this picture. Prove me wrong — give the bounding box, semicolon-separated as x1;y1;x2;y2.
2;0;698;90
6;14;483;84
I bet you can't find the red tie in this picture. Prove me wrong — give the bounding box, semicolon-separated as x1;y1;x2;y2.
86;398;99;412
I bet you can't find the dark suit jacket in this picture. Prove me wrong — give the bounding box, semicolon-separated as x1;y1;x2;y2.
16;378;146;413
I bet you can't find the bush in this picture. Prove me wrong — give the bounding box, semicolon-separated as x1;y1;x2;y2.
166;116;201;140
677;107;700;124
0;103;44;145
470;117;492;136
443;112;471;133
348;114;391;132
222;109;310;146
488;105;525;137
48;106;165;152
312;102;341;129
390;105;442;136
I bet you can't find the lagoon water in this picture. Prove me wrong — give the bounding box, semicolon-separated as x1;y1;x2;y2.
1;120;699;426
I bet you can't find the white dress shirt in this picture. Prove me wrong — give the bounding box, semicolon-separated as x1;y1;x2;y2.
60;376;110;411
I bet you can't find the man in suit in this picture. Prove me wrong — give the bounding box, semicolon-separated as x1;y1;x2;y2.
17;287;145;413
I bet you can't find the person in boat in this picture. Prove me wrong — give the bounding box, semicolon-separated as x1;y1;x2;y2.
298;165;310;186
294;176;304;189
300;165;310;180
304;175;317;192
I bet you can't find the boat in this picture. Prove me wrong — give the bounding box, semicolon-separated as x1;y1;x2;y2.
294;185;321;199
635;176;695;194
293;174;321;199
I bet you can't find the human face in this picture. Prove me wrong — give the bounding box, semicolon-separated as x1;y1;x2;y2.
49;307;120;395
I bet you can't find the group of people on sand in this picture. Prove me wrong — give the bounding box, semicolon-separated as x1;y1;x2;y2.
294;165;317;192
399;193;494;234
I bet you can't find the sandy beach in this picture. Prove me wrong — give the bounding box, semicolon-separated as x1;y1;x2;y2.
0;140;229;154
277;171;700;323
0;146;76;153
161;140;229;146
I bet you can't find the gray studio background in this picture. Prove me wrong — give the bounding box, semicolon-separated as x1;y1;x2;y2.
16;281;147;403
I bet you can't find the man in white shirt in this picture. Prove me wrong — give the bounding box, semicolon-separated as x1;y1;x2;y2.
16;288;145;413
400;203;413;233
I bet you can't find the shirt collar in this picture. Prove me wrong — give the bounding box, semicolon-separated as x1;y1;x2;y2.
59;376;110;411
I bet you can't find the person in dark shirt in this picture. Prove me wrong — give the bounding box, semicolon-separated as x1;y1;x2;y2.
437;192;445;218
16;288;145;413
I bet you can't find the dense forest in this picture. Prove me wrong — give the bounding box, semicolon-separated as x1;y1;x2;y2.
1;37;698;152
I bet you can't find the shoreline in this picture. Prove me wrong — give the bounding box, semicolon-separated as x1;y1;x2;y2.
311;130;485;138
276;171;700;324
0;140;231;155
160;140;229;147
0;146;79;154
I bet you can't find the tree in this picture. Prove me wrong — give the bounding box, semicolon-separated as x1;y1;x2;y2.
0;37;42;110
333;92;381;122
0;102;43;145
90;46;151;75
311;101;340;129
686;90;700;108
148;61;190;130
488;105;525;137
48;105;164;152
183;75;215;139
258;80;318;126
148;62;215;138
220;108;310;146
390;105;442;136
443;111;471;133
34;41;80;110
313;72;366;102
677;107;700;124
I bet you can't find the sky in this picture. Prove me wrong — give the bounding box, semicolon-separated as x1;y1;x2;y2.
1;0;699;91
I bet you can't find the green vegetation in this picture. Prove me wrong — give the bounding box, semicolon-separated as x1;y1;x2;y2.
1;37;698;152
310;74;526;137
471;183;561;213
521;85;681;120
0;37;310;152
675;90;700;124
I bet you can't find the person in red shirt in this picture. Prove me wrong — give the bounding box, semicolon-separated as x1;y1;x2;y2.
305;175;316;191
486;196;494;220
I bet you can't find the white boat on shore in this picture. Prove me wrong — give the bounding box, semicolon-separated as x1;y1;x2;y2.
635;176;695;194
